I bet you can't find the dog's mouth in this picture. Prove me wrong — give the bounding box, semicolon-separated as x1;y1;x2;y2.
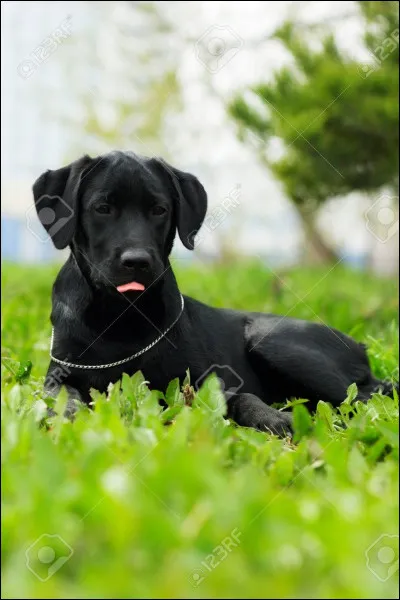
116;281;146;293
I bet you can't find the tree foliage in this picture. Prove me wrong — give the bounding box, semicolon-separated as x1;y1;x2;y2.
229;1;399;215
63;1;182;159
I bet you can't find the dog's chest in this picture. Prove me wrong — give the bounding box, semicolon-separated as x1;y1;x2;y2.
74;339;203;396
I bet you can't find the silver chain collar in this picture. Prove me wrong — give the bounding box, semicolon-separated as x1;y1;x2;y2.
50;294;185;370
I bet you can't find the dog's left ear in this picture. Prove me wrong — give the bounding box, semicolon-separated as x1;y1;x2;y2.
151;159;207;250
32;155;92;249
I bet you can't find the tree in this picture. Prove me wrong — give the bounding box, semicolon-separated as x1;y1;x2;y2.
229;1;399;262
59;1;182;160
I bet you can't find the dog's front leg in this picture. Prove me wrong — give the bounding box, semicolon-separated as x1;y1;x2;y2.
44;363;85;418
226;392;292;437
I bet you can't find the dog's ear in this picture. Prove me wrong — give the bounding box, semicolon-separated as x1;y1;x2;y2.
151;159;207;250
32;155;92;249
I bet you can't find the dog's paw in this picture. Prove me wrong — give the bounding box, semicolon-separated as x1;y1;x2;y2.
254;409;293;437
373;380;399;398
357;379;399;403
227;392;293;437
44;384;85;420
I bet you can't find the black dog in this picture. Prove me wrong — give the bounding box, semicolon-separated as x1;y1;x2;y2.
33;151;395;435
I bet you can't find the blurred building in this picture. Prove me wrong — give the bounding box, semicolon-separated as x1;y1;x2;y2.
1;1;76;261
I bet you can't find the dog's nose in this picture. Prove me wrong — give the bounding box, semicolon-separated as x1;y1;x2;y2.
120;249;151;271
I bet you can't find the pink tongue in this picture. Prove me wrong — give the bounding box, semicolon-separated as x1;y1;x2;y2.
117;281;145;293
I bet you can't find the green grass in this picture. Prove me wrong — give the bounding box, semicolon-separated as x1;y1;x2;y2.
1;261;399;599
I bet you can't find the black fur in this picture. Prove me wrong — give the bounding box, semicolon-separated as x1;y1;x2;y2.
34;151;397;435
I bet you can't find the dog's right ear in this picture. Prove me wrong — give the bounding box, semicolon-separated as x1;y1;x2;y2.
32;155;93;249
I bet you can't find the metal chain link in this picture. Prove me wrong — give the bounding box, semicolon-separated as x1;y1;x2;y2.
49;294;185;370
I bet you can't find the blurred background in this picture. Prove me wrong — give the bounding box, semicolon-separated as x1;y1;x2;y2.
1;0;399;273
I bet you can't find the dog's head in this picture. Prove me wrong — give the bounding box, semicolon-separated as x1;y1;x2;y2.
32;151;207;293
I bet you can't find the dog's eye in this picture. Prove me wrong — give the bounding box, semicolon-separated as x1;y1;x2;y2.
151;205;167;217
95;204;112;215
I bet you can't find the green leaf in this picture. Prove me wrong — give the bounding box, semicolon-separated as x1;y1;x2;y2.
121;372;137;409
160;405;183;424
130;370;147;396
375;421;399;449
15;360;32;384
348;446;368;484
293;404;313;441
274;450;295;486
316;400;335;431
343;383;358;405
137;389;163;419
283;397;310;409
165;378;182;407
193;373;226;418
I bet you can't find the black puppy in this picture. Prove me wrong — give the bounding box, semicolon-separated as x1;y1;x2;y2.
33;151;395;435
